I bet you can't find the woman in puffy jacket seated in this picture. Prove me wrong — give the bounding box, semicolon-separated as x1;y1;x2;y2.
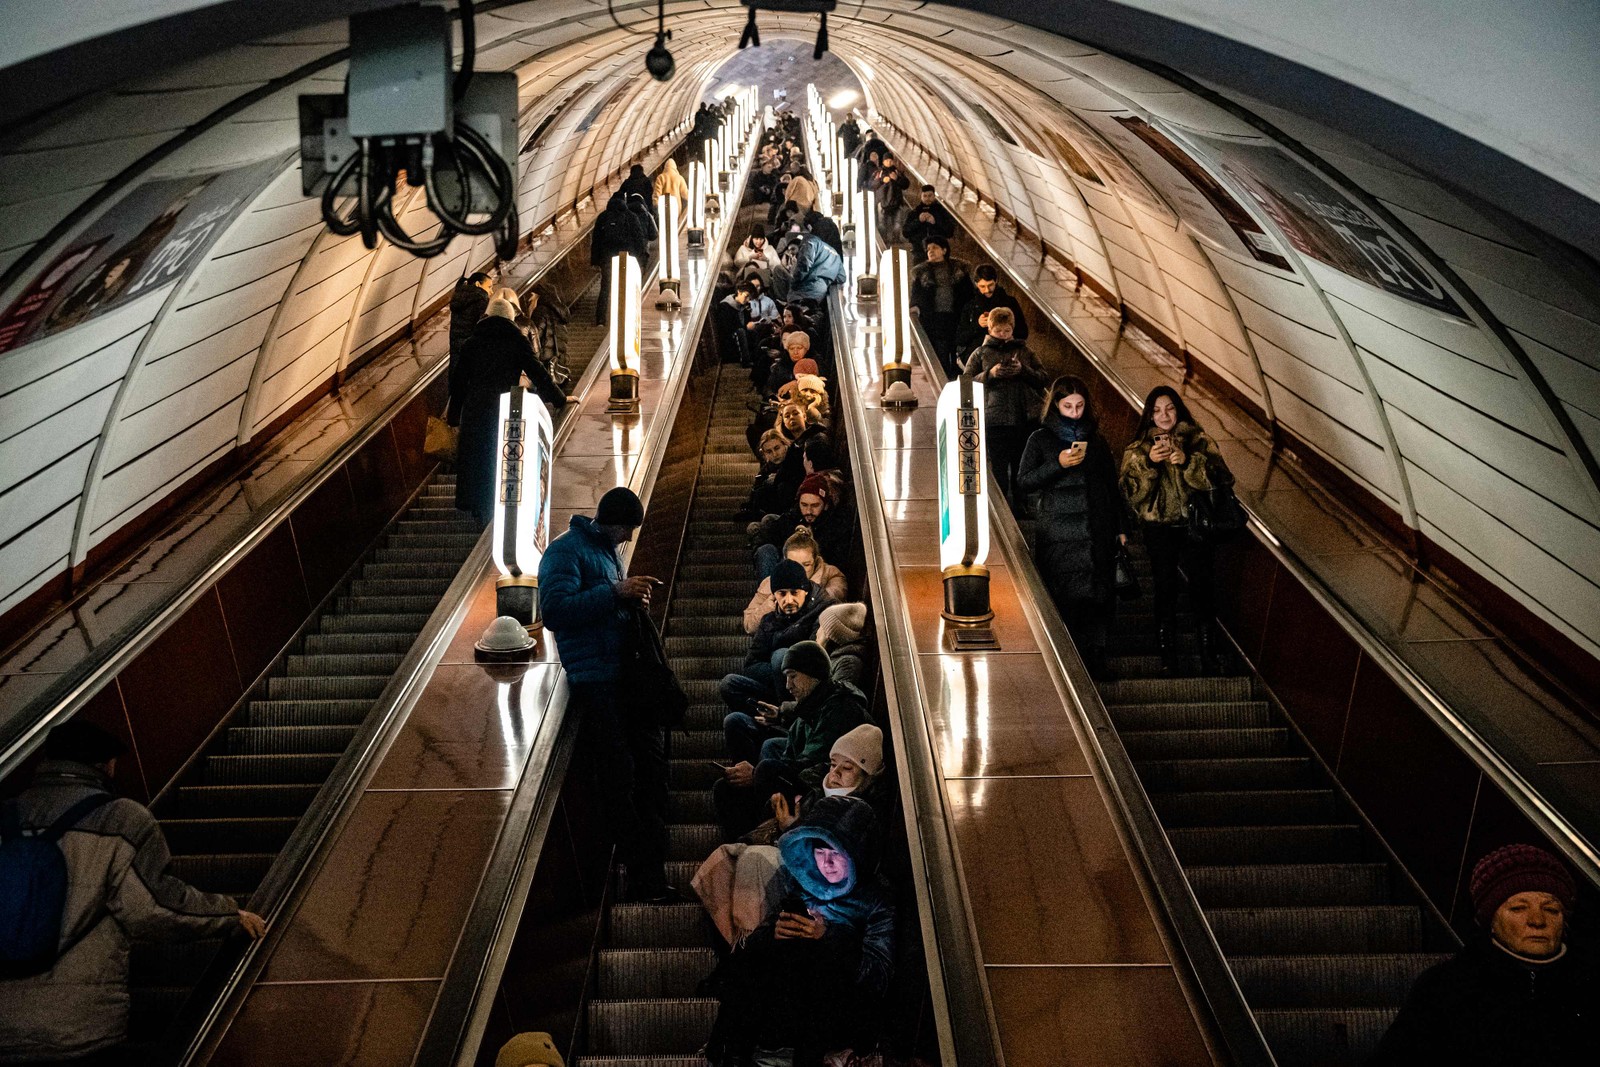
706;795;894;1067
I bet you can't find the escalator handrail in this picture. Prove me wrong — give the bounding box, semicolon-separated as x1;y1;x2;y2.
824;288;1001;1067
903;316;1277;1066
885;136;1600;889
414;130;764;1067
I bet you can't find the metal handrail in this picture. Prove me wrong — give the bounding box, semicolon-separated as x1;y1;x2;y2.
825;289;1001;1067
887;136;1600;890
416;131;763;1067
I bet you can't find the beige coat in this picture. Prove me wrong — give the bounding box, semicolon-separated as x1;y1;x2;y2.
742;562;848;633
653;159;689;201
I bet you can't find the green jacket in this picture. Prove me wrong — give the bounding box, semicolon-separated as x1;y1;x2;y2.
782;679;871;788
1119;421;1231;525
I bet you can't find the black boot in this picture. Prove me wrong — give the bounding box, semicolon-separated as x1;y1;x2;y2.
1157;625;1179;676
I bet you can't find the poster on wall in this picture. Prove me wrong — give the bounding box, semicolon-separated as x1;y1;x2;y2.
1188;133;1466;317
0;156;281;355
1112;116;1292;271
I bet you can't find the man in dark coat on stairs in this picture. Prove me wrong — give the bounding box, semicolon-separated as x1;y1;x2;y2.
591;193;643;326
446;271;493;419
539;487;673;901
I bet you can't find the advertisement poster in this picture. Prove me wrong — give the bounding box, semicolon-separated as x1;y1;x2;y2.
1112;116;1292;271
1189;134;1466;317
0;156;280;354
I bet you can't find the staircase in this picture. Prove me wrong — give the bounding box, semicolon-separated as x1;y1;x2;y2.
578;365;759;1067
1102;545;1455;1066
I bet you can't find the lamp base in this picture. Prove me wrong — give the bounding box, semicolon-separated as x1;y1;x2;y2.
941;565;996;627
495;574;541;631
654;281;681;309
856;273;879;299
607;368;640;413
687;227;706;248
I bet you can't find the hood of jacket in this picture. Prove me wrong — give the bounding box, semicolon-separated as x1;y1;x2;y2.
778;794;881;905
606;191;628;211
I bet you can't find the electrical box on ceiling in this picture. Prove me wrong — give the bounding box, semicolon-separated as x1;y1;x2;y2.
347;3;454;139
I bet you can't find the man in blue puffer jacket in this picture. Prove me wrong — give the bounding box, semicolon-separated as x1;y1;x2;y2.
787;232;847;303
539;486;672;900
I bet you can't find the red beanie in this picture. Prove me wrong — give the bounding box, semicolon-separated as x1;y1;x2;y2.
797;473;833;505
1469;843;1577;925
793;358;820;377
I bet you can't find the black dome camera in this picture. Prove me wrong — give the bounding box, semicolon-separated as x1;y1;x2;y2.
646;33;675;81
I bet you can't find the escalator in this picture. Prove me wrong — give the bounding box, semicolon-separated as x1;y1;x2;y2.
128;279;612;1056
1084;534;1456;1064
578;364;757;1065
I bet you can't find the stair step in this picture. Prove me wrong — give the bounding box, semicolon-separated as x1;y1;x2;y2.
1232;954;1451;1009
283;652;406;677
1121;727;1290;760
1108;701;1273;730
664;617;748;638
667;823;723;861
320;612;431;633
587;998;719;1056
1101;676;1254;703
224;724;360;756
673;562;759;582
667;790;717;823
163;816;300;855
610;904;712;948
384;533;480;550
673;579;760;600
175;783;320;818
302;632;417;655
205;752;341;785
598;948;718;997
669;760;724;790
396;519;482;535
167;852;275;894
246;698;373;728
362;561;465;580
336;594;442;614
664;635;750;657
1135;757;1316;791
1151;789;1339;826
667;732;725;759
373;547;470;564
1185;864;1394;907
1168;824;1367;864
1253;1007;1398;1067
674;655;749;679
349;577;453;597
573;1059;706;1067
266;674;389;700
1207;905;1424;954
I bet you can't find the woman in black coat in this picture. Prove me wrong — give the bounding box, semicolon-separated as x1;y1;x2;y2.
451;300;568;524
1017;376;1129;678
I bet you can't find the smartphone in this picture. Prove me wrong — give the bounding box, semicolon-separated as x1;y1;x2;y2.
1153;433;1171;447
779;891;807;916
707;760;731;772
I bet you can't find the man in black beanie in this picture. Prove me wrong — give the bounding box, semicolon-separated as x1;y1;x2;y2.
0;721;266;1062
539;485;673;901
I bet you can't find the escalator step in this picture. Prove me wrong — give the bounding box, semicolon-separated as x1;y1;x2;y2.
587;998;719;1056
1253;1007;1396;1067
1206;905;1424;954
175;783;320;817
683;534;750;552
266;674;389;700
1150;789;1339;826
1109;654;1210;676
246;698;373;727
664;617;748;638
205;752;341;784
1107;701;1272;730
225;724;361;755
168;852;275;893
1134;757;1315;791
1231;954;1451;1009
349;577;453;597
1100;676;1254;703
336;594;442;614
1104;631;1198;655
320;611;431;633
1185;863;1394;907
1167;824;1366;864
667;823;723;861
663;635;749;658
373;547;470;564
673;580;760;600
673;562;758;582
676;705;725;732
668;791;716;823
130;939;225;987
384;533;480;550
667;733;725;760
302;631;417;654
1120;727;1290;760
284;652;406;676
666;861;701;888
680;681;723;703
362;561;465;580
573;1058;705;1067
396;519;482;535
598;948;717;997
163;816;300;854
669;760;723;790
673;655;748;678
610;904;711;948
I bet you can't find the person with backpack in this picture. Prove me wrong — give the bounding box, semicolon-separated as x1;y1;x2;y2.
591;193;644;326
0;721;266;1063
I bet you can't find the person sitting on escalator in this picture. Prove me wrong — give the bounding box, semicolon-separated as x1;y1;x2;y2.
737;429;800;523
719;561;831;721
705;795;894;1067
742;526;848;633
1370;843;1597;1066
0;722;267;1064
750;472;855;581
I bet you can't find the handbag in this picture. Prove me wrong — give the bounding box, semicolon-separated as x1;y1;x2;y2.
1186;483;1247;543
1113;544;1141;601
619;605;689;730
424;410;458;462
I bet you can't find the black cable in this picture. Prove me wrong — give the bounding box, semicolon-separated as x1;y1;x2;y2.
454;0;476;100
357;138;378;248
606;0;650;35
425;122;515;235
322;148;365;235
814;11;828;59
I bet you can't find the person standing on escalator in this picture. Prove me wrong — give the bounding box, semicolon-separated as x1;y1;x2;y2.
0;721;266;1065
538;487;673;903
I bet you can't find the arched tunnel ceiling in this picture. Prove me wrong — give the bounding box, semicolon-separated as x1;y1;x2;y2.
1;0;1599;666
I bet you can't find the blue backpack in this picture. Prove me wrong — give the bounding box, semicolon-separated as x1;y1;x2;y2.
0;793;112;978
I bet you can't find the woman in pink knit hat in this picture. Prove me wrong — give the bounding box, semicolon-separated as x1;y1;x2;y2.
1370;842;1595;1064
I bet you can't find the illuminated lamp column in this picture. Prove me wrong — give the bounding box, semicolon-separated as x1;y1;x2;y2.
839;156;857;250
686;161;707;248
654;195;681;309
491;389;554;630
855;188;879;296
717;124;731;189
878;247;915;404
937;371;996;633
607;253;642;413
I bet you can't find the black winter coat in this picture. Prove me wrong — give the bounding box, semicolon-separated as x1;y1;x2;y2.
954;286;1029;355
901;200;956;252
747;584;833;665
1017;413;1128;610
619;166;654;208
448;278;489;357
452;316;568;522
591;194;643;271
1369;937;1599;1066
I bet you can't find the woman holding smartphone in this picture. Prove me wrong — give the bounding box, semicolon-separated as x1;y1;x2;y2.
1120;385;1234;674
1018;377;1129;679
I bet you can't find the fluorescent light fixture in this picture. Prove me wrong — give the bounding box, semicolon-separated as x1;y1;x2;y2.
827;89;859;110
607;253;641;412
937;375;994;625
491;388;554;628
